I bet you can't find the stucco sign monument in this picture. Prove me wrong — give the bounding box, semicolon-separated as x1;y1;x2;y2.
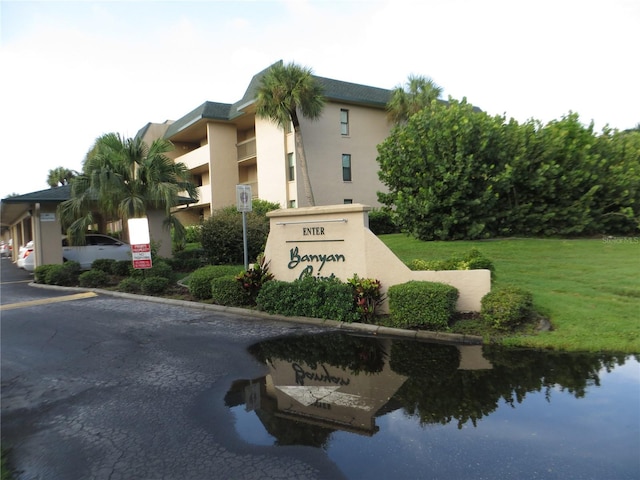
263;204;491;314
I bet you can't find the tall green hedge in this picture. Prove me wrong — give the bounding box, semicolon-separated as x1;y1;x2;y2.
387;281;459;330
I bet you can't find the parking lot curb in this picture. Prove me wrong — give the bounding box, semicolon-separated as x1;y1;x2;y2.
29;282;483;345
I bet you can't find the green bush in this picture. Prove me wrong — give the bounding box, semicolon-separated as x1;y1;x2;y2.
406;248;495;280
169;248;206;272
131;260;174;281
257;276;359;322
188;265;243;300
183;225;202;244
112;260;133;277
91;258;116;273
140;276;169;295
34;264;56;284
388;281;459;330
481;286;533;330
211;275;250;307
117;277;142;293
200;207;270;265
78;269;110;288
368;208;399;235
347;274;383;323
45;261;81;286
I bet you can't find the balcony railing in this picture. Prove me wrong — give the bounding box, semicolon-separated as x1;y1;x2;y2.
237;138;256;162
178;145;209;171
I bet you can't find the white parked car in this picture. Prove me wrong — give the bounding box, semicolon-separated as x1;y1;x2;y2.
62;234;132;270
19;234;132;272
17;241;34;269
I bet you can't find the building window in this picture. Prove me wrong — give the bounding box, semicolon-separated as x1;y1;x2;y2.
343;199;353;204
193;174;203;187
287;153;295;181
289;200;296;208
342;154;352;182
340;109;349;135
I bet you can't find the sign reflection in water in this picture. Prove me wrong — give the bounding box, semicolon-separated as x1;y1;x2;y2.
226;332;639;479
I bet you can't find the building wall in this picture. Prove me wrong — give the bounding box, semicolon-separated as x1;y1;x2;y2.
255;116;289;208
207;122;239;209
300;102;390;207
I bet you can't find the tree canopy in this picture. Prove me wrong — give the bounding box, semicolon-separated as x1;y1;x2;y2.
386;74;443;125
377;99;640;240
58;133;198;244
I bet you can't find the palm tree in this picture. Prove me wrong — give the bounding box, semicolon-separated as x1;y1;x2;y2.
47;166;78;187
58;133;198;245
386;74;443;125
255;61;325;207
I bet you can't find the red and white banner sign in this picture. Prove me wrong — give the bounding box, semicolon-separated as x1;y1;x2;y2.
131;243;152;269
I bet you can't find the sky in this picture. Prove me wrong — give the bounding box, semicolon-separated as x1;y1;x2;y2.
1;0;638;199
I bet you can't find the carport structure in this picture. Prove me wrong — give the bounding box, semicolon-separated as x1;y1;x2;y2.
1;185;176;270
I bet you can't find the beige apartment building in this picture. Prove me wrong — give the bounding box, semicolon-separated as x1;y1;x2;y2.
136;62;393;223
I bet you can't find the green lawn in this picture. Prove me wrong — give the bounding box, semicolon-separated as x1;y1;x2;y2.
380;234;640;353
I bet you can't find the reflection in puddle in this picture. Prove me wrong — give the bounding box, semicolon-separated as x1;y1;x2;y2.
226;332;639;478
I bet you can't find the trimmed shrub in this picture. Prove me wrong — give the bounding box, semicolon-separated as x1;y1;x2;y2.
78;269;110;288
481;286;533;330
91;258;116;273
131;260;174;281
140;276;169;295
406;248;496;280
169;248;206;272
368;208;399;235
200;207;270;265
188;265;243;300
257;276;359;322
45;261;81;286
112;260;133;277
211;275;250;307
34;264;56;284
388;281;459;330
117;277;142;293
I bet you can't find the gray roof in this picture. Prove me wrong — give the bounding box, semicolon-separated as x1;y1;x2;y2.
2;185;72;203
165;60;393;139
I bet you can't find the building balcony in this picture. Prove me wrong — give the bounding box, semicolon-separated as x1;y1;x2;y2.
237;138;256;163
178;144;209;171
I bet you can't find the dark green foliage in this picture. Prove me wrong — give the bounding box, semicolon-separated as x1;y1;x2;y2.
131;260;173;281
368;208;399;235
78;269;110;288
377;99;640;239
117;277;141;293
45;261;81;286
251;198;281;216
211;275;251;307
257;276;360;322
169;248;206;272
407;248;495;280
188;265;243;300
34;264;56;284
248;332;386;375
388;281;459;330
183;225;202;244
140;276;169;295
91;258;115;273
236;256;274;304
112;260;133;277
481;286;533;329
200;206;270;265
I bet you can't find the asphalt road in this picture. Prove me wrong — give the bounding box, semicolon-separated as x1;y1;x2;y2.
0;258;347;480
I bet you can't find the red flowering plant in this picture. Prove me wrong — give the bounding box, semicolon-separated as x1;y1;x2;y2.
236;255;274;305
347;274;383;323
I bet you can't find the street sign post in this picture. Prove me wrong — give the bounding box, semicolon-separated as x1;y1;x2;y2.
236;185;252;270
